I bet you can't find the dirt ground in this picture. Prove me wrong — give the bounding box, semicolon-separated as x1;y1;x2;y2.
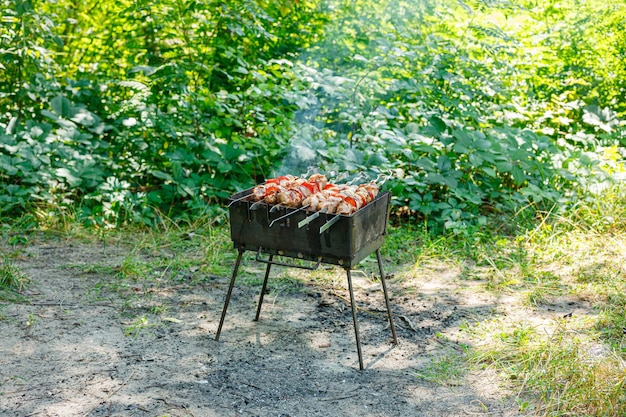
0;238;525;417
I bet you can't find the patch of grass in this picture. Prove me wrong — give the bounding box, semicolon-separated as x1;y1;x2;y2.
471;318;626;417
123;315;159;339
73;218;238;315
384;196;625;416
415;350;468;386
118;216;234;282
595;292;626;351
521;271;567;307
0;256;28;300
264;273;308;296
25;312;38;329
150;304;169;315
1;213;38;245
383;223;430;266
115;254;151;281
464;185;626;417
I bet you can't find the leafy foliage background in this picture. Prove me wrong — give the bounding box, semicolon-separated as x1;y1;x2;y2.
1;0;625;232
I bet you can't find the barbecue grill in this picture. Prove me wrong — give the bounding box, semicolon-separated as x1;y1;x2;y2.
215;186;398;370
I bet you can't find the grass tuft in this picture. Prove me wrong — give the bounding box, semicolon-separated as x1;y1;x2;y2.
415;351;468;386
0;256;28;296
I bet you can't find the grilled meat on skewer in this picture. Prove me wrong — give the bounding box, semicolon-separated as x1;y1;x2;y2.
264;184;287;205
308;173;328;191
247;174;378;215
318;196;343;213
250;183;270;201
251;174;329;207
249;175;296;202
333;182;380;215
302;188;344;211
277;178;315;206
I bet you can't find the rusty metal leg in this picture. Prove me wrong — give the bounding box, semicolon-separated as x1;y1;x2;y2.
215;249;244;341
376;249;397;344
254;255;273;321
346;268;364;370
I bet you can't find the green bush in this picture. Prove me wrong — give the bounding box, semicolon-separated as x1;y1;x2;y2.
1;0;624;232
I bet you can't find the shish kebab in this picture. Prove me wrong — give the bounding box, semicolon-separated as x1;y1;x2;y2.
248;174;379;216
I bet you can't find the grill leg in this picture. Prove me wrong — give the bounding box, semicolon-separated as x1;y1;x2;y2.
215;249;244;341
376;249;398;344
254;255;273;321
346;269;364;370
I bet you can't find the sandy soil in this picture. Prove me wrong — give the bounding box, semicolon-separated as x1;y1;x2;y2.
0;238;525;417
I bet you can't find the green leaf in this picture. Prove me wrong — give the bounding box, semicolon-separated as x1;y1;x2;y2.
416;157;436;171
511;165;526;186
172;161;184;180
178;183;194;197
50;95;73;118
437;155;452;172
129;65;159;76
453;142;470;153
468;152;484;166
0;155;18;175
56;168;82;187
482;167;496;178
40;110;59;120
152;171;174;182
496;161;512;172
428;116;447;134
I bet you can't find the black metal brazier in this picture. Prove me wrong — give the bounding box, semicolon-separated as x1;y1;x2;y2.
227;189;391;267
215;187;398;370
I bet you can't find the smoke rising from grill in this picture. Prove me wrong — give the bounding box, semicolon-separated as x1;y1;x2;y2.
268;0;413;182
267;0;375;179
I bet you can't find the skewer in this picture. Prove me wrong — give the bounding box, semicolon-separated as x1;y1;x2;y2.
347;171;368;185
298;209;324;228
269;205;310;228
249;200;265;210
270;204;283;213
319;214;342;234
330;171;348;184
374;169;394;186
228;194;251;207
300;166;316;179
